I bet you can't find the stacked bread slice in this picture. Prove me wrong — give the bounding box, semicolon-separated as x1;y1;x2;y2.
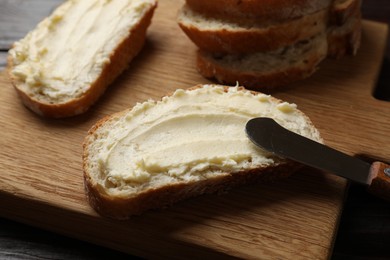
328;0;362;58
178;0;362;89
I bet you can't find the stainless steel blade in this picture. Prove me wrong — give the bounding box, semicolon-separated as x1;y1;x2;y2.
245;117;371;185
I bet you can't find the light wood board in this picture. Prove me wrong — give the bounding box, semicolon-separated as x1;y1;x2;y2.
0;1;389;258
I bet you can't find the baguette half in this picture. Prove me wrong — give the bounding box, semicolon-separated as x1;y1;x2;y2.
8;0;157;118
83;84;322;219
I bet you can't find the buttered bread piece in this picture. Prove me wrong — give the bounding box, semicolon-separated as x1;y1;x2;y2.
83;84;322;219
8;0;157;118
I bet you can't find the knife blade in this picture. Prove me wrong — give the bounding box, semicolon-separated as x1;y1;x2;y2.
245;117;390;201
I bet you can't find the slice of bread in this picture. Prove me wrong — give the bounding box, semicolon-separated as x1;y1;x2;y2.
178;4;328;54
185;0;332;23
8;0;157;118
196;33;328;89
83;84;322;219
327;10;362;58
330;0;361;26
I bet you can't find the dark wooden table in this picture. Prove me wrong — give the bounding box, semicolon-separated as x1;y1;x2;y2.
1;1;389;259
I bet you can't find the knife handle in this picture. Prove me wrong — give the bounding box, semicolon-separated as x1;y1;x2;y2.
367;161;390;201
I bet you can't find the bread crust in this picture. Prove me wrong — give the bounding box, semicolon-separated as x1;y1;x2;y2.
85;159;299;219
178;6;328;54
8;3;157;118
83;85;316;219
185;0;332;22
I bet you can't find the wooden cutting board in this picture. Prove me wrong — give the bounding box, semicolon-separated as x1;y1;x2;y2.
0;1;389;258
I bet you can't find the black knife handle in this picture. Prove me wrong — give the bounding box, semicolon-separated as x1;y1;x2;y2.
367;162;390;201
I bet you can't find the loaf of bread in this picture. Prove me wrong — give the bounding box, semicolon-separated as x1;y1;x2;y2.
8;0;157;118
178;0;362;89
83;84;322;219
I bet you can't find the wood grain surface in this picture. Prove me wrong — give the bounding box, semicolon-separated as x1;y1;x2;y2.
0;0;389;259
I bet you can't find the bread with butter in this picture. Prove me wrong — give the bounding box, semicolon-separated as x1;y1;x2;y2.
8;0;157;118
83;84;322;219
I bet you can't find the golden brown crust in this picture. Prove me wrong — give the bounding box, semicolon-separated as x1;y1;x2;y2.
8;4;157;118
185;0;332;22
85;160;300;219
178;8;328;54
83;85;311;219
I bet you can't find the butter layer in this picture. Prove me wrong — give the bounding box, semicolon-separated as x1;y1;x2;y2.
91;85;321;192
